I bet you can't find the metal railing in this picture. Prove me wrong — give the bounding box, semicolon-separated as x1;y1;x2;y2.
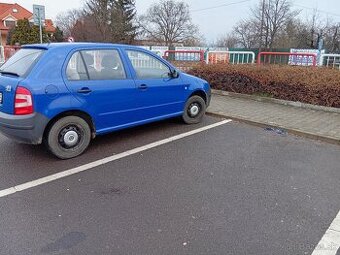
4;45;21;60
206;51;255;64
163;50;205;72
1;46;21;63
258;52;317;66
163;50;205;62
320;54;340;70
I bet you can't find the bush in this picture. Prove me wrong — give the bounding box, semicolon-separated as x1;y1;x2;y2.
188;64;340;108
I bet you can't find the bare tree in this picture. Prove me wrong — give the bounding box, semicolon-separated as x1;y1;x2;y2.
70;14;105;42
274;18;309;48
273;12;340;52
233;20;259;48
182;36;206;47
139;0;200;46
324;22;340;53
253;0;299;48
229;0;298;49
308;8;320;48
330;24;340;52
84;0;111;42
222;1;339;52
215;33;239;48
55;9;82;38
291;10;335;50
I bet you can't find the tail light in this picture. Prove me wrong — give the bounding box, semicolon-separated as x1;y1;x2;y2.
14;86;34;115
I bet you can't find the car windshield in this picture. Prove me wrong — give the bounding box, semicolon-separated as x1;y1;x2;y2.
0;48;44;77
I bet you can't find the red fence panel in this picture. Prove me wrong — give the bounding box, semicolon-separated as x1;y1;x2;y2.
4;46;21;61
257;52;317;67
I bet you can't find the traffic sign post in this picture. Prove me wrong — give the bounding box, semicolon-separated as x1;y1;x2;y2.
33;5;45;44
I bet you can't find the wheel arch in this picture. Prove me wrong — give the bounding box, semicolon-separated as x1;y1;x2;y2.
43;110;96;140
188;90;208;104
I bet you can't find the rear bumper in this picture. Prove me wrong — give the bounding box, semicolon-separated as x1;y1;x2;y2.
0;112;49;144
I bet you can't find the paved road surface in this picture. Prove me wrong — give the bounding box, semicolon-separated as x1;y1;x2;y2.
0;116;339;255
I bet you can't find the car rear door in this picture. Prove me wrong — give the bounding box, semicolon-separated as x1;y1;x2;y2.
63;48;138;133
125;49;187;121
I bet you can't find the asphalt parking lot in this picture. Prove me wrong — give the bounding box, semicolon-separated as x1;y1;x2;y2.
0;115;339;255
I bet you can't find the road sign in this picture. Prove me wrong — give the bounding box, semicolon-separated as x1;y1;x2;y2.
33;5;45;44
68;37;75;43
33;5;45;26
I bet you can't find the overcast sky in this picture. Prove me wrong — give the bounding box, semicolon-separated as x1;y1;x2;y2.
3;0;340;42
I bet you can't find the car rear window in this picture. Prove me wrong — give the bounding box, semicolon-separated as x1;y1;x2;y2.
0;48;44;77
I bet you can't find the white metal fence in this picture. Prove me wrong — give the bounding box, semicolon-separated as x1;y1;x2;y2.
320;54;340;70
206;51;256;64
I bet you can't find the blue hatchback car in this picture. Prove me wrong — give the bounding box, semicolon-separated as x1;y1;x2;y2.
0;43;211;159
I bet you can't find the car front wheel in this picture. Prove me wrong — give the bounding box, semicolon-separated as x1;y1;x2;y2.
182;95;206;124
46;116;91;159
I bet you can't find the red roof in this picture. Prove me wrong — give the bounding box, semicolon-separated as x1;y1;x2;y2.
0;3;33;20
45;19;56;33
0;3;56;33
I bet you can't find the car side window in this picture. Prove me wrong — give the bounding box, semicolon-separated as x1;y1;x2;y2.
66;50;126;81
66;52;88;81
126;50;170;79
81;49;126;80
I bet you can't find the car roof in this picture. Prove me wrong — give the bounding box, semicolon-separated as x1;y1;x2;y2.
22;42;142;51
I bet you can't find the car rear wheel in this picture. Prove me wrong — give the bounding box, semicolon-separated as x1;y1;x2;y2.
182;95;206;124
46;116;91;159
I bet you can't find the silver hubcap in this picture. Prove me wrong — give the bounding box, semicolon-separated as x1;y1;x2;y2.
190;105;200;116
63;131;79;147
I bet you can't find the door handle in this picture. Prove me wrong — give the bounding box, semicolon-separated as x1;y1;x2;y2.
138;84;148;90
77;87;92;94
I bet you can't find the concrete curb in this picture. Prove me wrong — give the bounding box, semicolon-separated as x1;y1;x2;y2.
212;89;340;114
206;111;340;146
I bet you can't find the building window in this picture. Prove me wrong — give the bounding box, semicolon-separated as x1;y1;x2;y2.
5;20;16;28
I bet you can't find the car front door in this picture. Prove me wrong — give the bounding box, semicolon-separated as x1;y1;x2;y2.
125;50;187;121
63;48;138;133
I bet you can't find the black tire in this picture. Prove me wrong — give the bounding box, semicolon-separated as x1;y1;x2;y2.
46;116;91;159
182;95;206;124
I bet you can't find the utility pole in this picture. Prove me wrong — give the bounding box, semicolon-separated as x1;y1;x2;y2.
259;0;265;52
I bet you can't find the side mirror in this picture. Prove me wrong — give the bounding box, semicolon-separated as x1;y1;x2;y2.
170;69;179;79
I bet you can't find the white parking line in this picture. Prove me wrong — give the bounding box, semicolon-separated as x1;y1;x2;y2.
0;119;232;198
311;210;340;255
